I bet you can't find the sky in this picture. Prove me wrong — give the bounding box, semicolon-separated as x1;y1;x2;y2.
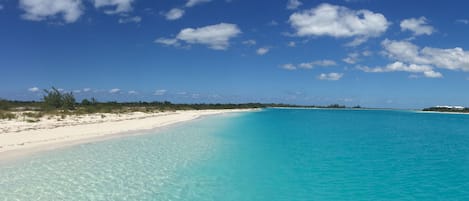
1;0;469;108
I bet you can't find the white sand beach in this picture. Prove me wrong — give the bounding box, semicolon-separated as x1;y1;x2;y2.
0;109;253;156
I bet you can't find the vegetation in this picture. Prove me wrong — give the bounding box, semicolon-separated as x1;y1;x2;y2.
0;87;360;122
43;87;75;110
422;107;469;113
0;111;16;120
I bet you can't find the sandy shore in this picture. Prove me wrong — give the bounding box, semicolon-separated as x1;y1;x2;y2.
0;109;254;156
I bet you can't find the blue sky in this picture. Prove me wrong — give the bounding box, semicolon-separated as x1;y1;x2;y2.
1;0;469;108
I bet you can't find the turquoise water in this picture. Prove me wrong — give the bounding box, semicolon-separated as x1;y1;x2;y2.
1;109;469;200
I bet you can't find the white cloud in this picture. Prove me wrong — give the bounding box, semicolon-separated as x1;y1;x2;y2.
83;88;91;92
282;64;297;70
420;47;469;71
343;51;371;64
382;39;469;72
154;89;167;96
93;0;134;14
287;0;302;10
165;8;184;20
156;23;241;50
128;90;137;94
423;71;443;78
154;38;180;47
242;39;256;46
357;62;442;78
109;88;121;93
456;19;469;25
118;16;141;23
186;0;211;7
357;39;464;78
299;60;336;69
400;17;434;36
343;52;359;64
256;47;270;55
359;62;431;73
287;41;296;47
19;0;83;23
28;87;40;92
362;50;372;56
191;93;200;98
318;73;343;81
289;3;389;46
0;5;4;10
73;90;81;93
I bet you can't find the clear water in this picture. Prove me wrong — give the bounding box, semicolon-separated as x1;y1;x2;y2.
1;109;469;200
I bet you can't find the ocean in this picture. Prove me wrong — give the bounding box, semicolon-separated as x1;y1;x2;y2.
1;108;469;200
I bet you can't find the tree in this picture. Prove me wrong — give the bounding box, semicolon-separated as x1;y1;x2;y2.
62;92;76;110
43;87;62;109
81;98;91;106
43;87;76;110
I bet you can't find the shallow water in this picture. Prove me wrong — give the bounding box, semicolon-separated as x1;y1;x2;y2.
1;109;469;200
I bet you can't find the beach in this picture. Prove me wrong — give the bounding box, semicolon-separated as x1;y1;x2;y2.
0;109;253;156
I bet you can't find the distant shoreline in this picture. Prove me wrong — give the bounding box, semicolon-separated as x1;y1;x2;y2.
415;110;469;115
272;107;469;115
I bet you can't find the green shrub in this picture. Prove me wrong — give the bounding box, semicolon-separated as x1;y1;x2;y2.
62;93;76;110
26;119;40;123
43;87;76;110
81;99;91;106
0;111;16;120
23;112;44;119
43;87;63;109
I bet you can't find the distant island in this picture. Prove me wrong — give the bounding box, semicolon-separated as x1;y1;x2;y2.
422;105;469;113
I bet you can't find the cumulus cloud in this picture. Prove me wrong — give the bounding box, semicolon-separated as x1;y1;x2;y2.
343;52;360;64
282;60;336;70
155;23;241;50
118;16;141;23
83;88;91;92
109;88;121;93
400;17;434;36
242;39;256;46
287;0;302;10
357;62;442;78
128;90;137;94
186;0;211;7
19;0;83;23
318;73;343;81
154;89;167;96
343;51;371;64
382;39;469;71
28;87;40;92
282;64;297;70
299;60;336;69
288;3;389;46
288;41;296;47
358;39;469;78
423;71;443;78
154;38;180;47
256;47;270;55
164;8;184;20
93;0;134;14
